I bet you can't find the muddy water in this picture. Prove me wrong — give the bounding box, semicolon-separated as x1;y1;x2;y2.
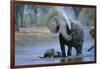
15;28;94;65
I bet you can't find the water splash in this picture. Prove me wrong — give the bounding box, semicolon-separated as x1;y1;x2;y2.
55;7;71;30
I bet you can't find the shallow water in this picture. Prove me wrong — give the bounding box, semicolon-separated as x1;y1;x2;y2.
15;28;95;65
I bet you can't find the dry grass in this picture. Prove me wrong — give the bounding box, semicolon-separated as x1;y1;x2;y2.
18;26;51;35
15;26;58;45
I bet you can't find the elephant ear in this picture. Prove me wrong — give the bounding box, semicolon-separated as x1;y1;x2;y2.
48;16;59;33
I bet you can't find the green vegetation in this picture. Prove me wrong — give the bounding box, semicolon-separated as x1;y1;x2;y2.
78;8;95;26
15;4;95;32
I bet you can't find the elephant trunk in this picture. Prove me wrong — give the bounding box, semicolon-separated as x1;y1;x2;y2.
59;23;72;41
61;30;72;41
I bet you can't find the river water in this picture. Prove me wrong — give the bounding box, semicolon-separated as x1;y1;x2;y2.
15;27;95;66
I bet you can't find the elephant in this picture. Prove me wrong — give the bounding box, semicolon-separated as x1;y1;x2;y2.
87;26;95;52
39;48;62;58
54;51;62;57
48;16;84;57
89;26;95;39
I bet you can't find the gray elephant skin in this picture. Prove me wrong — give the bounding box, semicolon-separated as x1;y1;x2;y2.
48;16;84;57
39;49;62;58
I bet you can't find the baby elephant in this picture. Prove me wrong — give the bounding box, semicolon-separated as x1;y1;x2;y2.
39;49;62;58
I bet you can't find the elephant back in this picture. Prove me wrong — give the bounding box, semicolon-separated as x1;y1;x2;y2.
71;20;84;45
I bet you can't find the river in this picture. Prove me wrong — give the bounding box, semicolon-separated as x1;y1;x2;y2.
15;27;94;65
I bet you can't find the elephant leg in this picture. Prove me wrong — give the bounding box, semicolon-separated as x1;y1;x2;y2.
67;46;72;56
60;44;66;57
75;45;82;56
59;34;66;57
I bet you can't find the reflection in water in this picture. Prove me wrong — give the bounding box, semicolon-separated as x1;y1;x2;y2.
60;56;83;63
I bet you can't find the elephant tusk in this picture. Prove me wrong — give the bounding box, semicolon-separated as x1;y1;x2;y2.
62;33;72;41
66;35;72;41
60;27;72;41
